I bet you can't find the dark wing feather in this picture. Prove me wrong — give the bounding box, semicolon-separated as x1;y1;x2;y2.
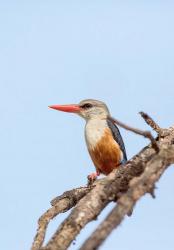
107;118;127;164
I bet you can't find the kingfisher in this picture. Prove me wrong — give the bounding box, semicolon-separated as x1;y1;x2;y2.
49;99;127;182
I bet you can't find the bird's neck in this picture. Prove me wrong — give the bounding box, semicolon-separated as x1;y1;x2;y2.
85;118;107;150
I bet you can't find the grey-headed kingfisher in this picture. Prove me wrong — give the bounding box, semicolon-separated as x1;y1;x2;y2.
49;99;127;181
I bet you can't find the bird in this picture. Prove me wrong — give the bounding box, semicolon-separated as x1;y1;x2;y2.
49;99;127;182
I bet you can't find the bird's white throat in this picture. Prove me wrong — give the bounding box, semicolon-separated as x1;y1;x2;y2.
85;118;107;150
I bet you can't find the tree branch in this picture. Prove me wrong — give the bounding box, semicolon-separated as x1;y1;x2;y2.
31;187;92;250
31;113;174;250
108;115;159;152
80;145;174;250
139;112;163;134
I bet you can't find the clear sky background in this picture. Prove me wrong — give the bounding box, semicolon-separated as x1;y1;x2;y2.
0;1;174;250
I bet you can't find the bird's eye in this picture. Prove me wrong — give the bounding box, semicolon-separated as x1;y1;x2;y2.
80;103;93;109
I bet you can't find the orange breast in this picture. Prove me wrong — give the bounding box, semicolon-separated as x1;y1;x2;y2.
89;128;123;175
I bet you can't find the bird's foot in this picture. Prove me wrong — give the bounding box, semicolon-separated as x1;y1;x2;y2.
87;170;100;186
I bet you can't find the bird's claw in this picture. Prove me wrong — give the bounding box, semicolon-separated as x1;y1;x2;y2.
87;171;100;186
88;172;98;181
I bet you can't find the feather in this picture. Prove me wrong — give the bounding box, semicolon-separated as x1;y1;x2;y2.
107;118;127;164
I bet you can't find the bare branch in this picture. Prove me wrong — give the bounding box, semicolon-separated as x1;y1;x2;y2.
139;112;162;133
31;187;92;250
80;145;174;250
108;115;159;152
139;112;171;138
42;125;174;250
31;116;174;250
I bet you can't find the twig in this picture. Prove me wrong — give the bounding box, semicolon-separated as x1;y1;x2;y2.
31;186;92;250
108;115;160;152
140;112;170;137
80;145;174;250
139;112;162;133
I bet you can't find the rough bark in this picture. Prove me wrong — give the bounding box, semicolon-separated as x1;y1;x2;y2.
31;187;92;250
31;114;174;250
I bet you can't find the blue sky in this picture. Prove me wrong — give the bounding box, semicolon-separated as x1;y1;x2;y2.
0;1;174;250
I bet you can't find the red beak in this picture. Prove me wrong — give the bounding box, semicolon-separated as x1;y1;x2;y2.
48;104;81;113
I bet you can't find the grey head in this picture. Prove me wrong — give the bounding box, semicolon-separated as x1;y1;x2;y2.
78;99;110;120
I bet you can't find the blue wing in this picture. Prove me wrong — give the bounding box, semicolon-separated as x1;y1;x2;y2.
107;118;127;164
